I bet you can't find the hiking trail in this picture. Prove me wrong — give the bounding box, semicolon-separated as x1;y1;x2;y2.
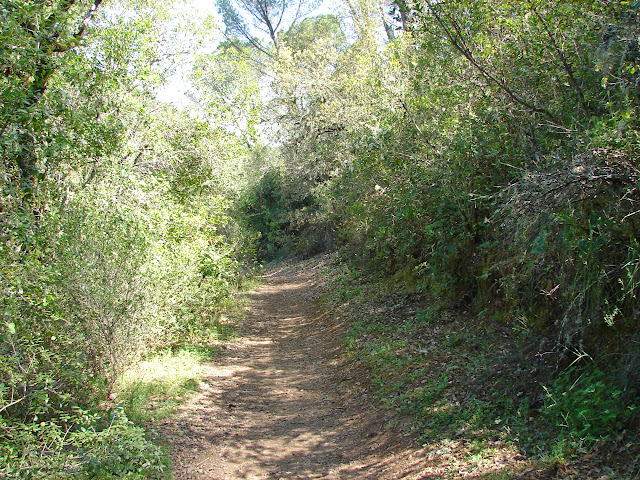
157;259;431;479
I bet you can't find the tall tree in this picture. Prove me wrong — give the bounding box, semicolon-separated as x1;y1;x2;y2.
190;40;264;147
1;0;104;186
216;0;319;55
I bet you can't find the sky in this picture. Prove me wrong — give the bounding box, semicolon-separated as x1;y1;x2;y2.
155;1;217;106
180;0;218;17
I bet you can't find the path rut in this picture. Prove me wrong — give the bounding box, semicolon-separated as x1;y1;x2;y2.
159;260;431;479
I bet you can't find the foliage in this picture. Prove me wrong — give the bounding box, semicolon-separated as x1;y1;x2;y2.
543;361;636;444
51;192;151;387
251;0;640;454
0;406;168;479
1;0;251;477
279;14;345;53
238;166;330;260
0;0;103;184
190;40;264;147
485;151;640;345
117;347;214;424
216;0;319;54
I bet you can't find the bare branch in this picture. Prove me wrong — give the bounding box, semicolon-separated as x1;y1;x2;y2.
527;0;594;116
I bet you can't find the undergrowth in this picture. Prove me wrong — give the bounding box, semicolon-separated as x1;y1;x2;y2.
0;406;169;479
323;255;640;479
0;281;248;479
0;343;233;479
116;347;214;424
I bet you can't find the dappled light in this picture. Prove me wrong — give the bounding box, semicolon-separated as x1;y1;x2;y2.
158;260;548;479
2;0;639;477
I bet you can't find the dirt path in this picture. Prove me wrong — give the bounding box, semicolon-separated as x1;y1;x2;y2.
159;260;431;479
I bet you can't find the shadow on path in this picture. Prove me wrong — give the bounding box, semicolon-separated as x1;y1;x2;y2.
159;260;437;479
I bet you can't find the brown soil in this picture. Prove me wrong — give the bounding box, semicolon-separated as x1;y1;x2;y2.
157;259;433;479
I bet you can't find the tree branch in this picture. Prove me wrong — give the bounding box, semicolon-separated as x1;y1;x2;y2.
527;0;593;116
425;3;557;122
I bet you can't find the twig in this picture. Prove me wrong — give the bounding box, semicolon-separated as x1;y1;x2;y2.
621;209;640;222
0;395;26;414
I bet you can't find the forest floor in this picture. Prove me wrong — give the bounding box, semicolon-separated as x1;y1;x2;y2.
156;256;630;479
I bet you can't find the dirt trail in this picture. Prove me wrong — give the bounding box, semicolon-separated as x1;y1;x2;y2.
159;260;432;479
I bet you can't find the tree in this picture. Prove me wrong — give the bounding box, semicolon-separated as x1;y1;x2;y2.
190;40;264;147
0;0;104;186
0;1;249;475
279;13;345;52
271;14;351;175
342;0;377;45
216;0;320;55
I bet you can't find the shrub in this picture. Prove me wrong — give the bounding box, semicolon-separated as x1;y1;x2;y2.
0;407;168;479
543;362;636;444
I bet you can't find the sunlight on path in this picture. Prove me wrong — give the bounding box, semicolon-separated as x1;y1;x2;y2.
158;261;431;479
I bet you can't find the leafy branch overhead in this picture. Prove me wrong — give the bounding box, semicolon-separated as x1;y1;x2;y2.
216;0;320;54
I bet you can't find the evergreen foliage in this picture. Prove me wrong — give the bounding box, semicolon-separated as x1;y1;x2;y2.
1;1;252;476
246;0;640;447
2;0;640;475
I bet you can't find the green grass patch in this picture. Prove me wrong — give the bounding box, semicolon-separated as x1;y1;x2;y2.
323;256;640;477
326;262;548;453
116;347;214;423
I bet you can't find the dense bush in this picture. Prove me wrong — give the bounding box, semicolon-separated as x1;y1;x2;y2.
237;167;332;261
0;2;251;475
261;0;640;442
1;129;246;477
0;406;168;479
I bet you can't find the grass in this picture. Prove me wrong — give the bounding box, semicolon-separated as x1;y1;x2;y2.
104;280;254;477
320;254;640;479
116;346;217;424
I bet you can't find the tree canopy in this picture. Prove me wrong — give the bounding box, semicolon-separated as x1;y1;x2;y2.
216;0;320;54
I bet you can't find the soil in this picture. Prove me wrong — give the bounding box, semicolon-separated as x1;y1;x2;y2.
156;257;636;479
157;258;433;479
